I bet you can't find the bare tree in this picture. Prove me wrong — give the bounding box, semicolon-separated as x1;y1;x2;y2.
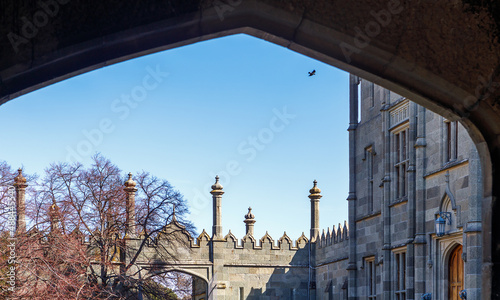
5;229;99;299
0;154;194;299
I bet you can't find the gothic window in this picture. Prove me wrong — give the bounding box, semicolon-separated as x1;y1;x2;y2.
366;257;377;300
394;128;409;199
444;120;458;163
395;251;406;300
365;147;375;212
361;80;375;110
368;82;375;108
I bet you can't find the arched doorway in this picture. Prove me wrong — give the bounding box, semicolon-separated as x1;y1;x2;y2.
449;245;464;300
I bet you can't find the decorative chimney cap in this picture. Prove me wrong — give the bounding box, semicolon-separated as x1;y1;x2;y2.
309;180;321;195
245;207;255;220
14;168;27;184
211;175;223;191
124;172;137;188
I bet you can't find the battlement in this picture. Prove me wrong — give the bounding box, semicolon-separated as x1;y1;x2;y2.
223;230;309;251
315;220;350;267
316;220;349;249
150;219;310;252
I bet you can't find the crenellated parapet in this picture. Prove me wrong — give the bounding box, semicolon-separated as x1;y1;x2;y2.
315;220;350;268
222;230;309;251
317;220;349;249
130;220;308;253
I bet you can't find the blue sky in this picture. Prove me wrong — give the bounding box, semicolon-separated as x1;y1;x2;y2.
0;34;349;241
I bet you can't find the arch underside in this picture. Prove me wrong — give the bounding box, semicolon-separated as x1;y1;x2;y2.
145;264;212;284
1;1;499;297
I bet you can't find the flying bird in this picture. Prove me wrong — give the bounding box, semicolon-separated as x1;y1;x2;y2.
308;70;316;76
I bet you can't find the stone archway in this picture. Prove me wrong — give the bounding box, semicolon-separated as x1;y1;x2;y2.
146;269;210;300
0;1;499;297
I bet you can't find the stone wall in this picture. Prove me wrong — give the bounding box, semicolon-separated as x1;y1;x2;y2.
213;231;310;299
315;222;349;300
341;78;483;299
124;218;312;299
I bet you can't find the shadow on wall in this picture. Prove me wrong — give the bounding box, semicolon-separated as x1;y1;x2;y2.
246;248;310;300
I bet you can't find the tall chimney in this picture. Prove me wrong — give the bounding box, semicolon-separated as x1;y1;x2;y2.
309;180;322;242
124;173;137;238
211;176;224;239
14;168;27;234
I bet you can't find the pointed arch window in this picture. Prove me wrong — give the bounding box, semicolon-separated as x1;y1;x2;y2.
444;120;458;163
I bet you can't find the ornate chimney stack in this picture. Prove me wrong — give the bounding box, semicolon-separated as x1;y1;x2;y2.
13;168;27;234
124;173;137;238
210;176;224;239
309;180;322;242
244;207;256;236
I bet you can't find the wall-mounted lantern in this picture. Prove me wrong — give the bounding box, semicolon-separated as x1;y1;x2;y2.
435;212;451;237
421;293;431;300
459;289;467;299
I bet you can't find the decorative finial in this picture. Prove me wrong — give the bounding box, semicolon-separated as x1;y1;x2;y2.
445;171;450;183
211;175;223;191
124;172;136;188
245;207;255;220
14;168;27;184
309;180;322;195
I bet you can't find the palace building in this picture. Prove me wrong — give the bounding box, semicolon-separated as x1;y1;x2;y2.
10;75;482;300
164;75;483;299
311;75;482;300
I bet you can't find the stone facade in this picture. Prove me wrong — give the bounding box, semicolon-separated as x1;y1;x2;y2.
324;75;482;300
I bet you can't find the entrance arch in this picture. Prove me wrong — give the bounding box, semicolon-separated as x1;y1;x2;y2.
449;245;464;300
147;269;209;300
1;1;499;297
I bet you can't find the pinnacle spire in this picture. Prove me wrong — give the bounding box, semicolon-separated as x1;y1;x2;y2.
211;175;223;191
244;206;256;236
